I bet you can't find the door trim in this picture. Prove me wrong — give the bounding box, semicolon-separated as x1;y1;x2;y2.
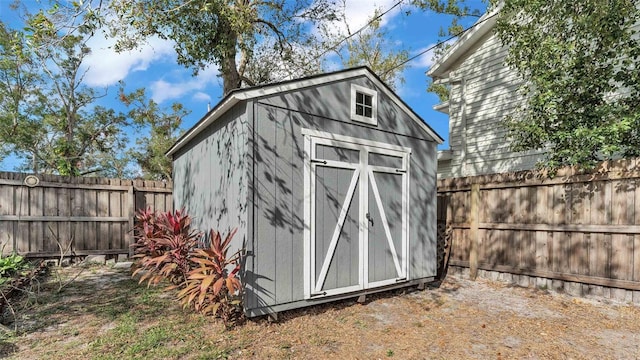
368;168;402;277
313;167;360;293
303;129;411;299
301;129;412;154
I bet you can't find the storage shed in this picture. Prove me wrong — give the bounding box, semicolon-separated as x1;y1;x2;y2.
166;67;444;317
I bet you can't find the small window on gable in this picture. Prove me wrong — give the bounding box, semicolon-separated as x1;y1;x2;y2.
350;84;377;125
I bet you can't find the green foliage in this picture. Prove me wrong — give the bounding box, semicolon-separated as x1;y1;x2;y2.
119;85;188;181
412;0;484;19
0;257;45;320
0;2;129;176
427;82;450;102
131;209;244;327
109;0;339;94
323;5;409;88
0;253;29;280
386;349;395;357
0;21;47;167
411;0;485;35
495;0;640;171
412;0;488;101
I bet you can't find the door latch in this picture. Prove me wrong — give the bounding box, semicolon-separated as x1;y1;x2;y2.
366;212;374;226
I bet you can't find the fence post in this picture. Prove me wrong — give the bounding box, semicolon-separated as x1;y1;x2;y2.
127;185;135;258
469;183;480;280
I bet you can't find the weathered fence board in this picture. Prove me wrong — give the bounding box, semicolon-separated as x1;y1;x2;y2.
0;172;173;257
437;158;640;292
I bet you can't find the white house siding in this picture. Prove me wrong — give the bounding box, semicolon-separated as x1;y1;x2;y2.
437;30;544;179
437;15;640;179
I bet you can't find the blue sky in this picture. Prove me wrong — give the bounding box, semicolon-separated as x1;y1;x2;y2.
0;0;487;172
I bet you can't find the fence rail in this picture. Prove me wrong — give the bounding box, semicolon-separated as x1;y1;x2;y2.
437;158;640;292
5;155;640;292
0;172;172;257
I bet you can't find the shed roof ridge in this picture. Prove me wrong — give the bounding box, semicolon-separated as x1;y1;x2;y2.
230;66;370;97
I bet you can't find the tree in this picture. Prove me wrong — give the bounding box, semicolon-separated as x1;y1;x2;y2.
110;0;489;94
119;85;189;181
0;22;45;169
412;0;485;34
0;2;130;176
495;0;640;170
109;0;339;95
320;3;409;88
412;0;488;101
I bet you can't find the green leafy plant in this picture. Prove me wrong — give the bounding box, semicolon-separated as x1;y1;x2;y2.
0;256;44;330
131;208;200;286
177;229;243;327
495;0;640;171
0;253;29;280
386;349;394;357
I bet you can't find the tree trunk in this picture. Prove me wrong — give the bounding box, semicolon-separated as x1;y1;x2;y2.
32;152;38;174
219;22;242;95
221;57;241;95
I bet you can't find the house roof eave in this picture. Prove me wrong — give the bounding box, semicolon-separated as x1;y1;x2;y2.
427;8;500;79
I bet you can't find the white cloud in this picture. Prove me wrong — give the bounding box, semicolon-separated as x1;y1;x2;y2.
411;39;456;69
306;0;405;73
313;0;403;42
193;92;212;102
82;35;175;87
412;44;438;68
149;65;220;103
341;0;401;32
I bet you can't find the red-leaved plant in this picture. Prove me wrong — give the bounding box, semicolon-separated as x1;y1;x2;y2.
131;208;201;286
130;209;244;327
177;229;244;327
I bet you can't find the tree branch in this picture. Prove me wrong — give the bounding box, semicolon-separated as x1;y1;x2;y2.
255;19;287;48
241;75;256;87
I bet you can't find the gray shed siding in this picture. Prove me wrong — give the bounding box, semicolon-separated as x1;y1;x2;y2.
246;76;437;315
259;76;431;140
172;104;249;255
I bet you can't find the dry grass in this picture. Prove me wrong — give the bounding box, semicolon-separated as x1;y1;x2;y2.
2;263;640;359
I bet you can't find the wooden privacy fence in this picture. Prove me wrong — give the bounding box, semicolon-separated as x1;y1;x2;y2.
437;159;640;292
0;172;172;257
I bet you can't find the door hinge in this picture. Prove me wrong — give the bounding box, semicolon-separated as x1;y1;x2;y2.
311;159;327;164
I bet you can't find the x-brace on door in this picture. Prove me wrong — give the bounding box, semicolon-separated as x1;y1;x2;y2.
302;130;411;299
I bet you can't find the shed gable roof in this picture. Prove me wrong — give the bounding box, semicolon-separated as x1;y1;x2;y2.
427;8;499;79
167;66;443;157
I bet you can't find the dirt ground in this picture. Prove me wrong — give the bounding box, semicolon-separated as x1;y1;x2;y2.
4;263;640;359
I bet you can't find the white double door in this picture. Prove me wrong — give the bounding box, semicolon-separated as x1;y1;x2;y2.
303;130;411;298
